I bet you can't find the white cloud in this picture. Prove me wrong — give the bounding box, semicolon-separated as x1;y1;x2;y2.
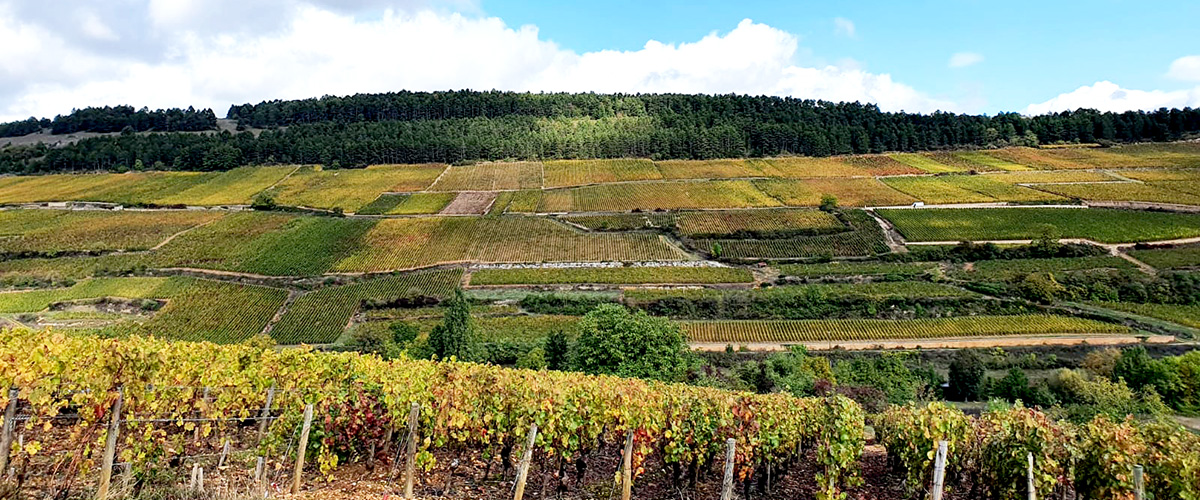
833;17;856;38
1023;81;1200;114
948;52;983;69
1167;55;1200;82
0;6;957;121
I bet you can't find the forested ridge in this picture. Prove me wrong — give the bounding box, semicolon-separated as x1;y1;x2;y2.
2;90;1199;174
0;105;217;138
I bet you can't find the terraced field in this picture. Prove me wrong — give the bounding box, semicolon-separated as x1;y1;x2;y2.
676;209;843;237
154;166;297;206
430;162;542;191
468;266;753;285
0;277;190;313
753;178;917;206
881;175;1063;204
1128;245;1200;269
691;210;888;258
272;164;445;211
270;270;463;344
335;216;687;271
681;315;1130;343
543;159;662;187
0;171;218;205
0;209;224;254
538;180;781;212
879;208;1200;243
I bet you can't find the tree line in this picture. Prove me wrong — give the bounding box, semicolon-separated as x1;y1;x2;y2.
2;90;1199;174
0;105;217;138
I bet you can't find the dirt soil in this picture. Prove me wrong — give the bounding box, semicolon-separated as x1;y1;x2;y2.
441;192;499;215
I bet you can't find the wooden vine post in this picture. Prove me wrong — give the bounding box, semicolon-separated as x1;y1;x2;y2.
97;388;123;500
404;402;420;500
1133;465;1144;500
512;423;538;500
291;404;314;495
258;385;276;437
720;438;736;500
0;387;18;474
621;430;634;500
931;440;948;500
1027;452;1036;500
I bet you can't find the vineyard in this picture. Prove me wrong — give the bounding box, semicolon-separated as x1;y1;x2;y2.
680;315;1131;343
269;270;464;344
0;209;224;255
879;207;1200;243
138;280;288;342
152;166;298;206
542;159;662;187
887;153;963;173
777;261;937;277
468;266;754;286
752;178;917;207
963;256;1138;279
429;161;542;191
334;216;687;272
271;164;445;211
0;171;217;205
675;209;843;238
880;175;1063;204
1092;302;1200;329
1128;244;1200;269
0;331;870;499
538;180;782;212
689;210;889;259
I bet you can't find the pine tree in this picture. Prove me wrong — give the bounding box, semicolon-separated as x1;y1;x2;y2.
429;289;474;361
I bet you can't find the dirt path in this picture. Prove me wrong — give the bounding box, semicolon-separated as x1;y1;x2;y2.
863;209;907;253
692;334;1176;352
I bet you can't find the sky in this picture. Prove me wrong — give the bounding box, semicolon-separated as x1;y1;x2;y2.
1;0;1199;122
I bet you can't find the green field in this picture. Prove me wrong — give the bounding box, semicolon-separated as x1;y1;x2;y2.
139;280;288;343
155;213;375;276
778;261;937;277
270;270;464;344
691;210;888;258
879;208;1200;243
681;315;1130;343
468;266;754;285
1092;302;1200;329
675;209;843;237
625;281;976;303
0;277;190;313
1128;245;1200;269
964;256;1137;280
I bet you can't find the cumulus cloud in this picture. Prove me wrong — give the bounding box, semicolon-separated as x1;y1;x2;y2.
0;2;955;121
1167;55;1200;82
948;52;983;68
833;17;856;38
1023;81;1200;114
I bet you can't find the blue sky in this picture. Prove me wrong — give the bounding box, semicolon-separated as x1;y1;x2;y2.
1;0;1198;121
482;0;1200;113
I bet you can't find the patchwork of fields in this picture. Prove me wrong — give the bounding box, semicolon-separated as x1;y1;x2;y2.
2;143;1200;350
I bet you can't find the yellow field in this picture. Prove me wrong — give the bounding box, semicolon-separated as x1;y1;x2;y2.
881;175;1063;204
888;154;965;173
985;171;1118;184
1117;169;1200;181
653;159;772;179
0;171;217;205
953;151;1031;171
543;159;662;187
1110;143;1200;168
537;180;781;212
0;210;225;253
154;166;298;206
1032;182;1200;205
334;216;687;271
271;164;445;211
754;178;917;207
429;162;543;191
